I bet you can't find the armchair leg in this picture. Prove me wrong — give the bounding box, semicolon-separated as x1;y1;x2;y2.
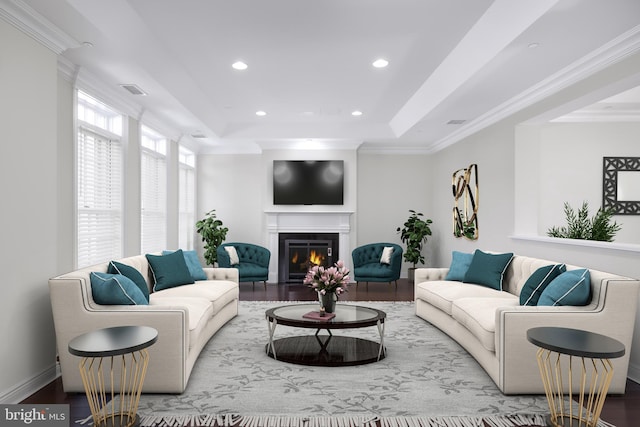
252;281;255;291
263;280;267;290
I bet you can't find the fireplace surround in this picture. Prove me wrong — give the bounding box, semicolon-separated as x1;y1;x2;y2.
265;211;353;283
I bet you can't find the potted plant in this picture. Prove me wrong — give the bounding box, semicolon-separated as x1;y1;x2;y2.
397;210;433;282
547;201;621;242
195;209;229;266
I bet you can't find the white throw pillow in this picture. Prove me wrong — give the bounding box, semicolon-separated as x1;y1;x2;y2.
380;246;394;264
225;246;240;265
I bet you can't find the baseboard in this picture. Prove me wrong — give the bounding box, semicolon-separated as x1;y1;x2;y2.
0;363;59;404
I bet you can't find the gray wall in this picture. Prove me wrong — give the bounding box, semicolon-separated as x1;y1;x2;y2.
0;20;60;401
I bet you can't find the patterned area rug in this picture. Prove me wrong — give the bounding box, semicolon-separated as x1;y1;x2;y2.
133;301;553;422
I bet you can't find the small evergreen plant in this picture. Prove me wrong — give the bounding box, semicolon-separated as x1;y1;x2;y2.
547;201;621;242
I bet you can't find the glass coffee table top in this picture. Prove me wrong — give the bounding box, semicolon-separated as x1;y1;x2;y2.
266;303;385;328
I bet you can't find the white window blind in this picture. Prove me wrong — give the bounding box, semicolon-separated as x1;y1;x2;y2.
141;126;167;253
179;147;196;249
77;127;123;267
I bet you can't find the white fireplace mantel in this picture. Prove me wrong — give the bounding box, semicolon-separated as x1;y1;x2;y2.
264;211;354;283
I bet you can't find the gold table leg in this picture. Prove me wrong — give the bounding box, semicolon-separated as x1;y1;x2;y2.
536;347;614;427
78;349;151;427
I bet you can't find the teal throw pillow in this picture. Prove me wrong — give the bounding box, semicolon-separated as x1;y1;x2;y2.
146;249;195;292
162;249;207;281
463;250;514;290
538;269;591;306
445;251;474;281
520;264;566;306
107;261;150;302
90;272;148;305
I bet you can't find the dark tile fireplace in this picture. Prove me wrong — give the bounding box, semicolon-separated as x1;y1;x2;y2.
278;233;340;283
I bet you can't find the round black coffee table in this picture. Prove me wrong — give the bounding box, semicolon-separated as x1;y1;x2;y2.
265;303;386;366
69;325;158;427
527;327;625;427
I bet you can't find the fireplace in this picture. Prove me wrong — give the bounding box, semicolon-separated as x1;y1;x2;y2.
279;233;339;283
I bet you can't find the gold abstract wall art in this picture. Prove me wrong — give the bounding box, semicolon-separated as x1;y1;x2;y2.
452;164;479;240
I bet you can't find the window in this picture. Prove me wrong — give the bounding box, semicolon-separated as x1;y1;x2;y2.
76;91;123;267
179;147;196;249
140;125;167;253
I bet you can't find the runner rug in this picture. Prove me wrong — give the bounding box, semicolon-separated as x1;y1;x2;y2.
93;301;614;427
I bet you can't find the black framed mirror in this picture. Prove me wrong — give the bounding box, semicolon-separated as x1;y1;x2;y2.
603;157;640;215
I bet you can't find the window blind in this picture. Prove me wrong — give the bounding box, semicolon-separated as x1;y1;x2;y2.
141;146;167;253
77;127;123;267
179;161;196;249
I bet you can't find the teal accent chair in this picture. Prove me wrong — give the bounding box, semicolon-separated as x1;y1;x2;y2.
351;243;403;288
217;243;270;289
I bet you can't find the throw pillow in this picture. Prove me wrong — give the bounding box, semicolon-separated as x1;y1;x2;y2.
225;246;240;265
107;261;150;302
538;269;591;306
380;246;394;264
146;250;195;292
162;249;207;281
463;250;514;290
90;272;148;305
444;251;474;281
520;264;566;306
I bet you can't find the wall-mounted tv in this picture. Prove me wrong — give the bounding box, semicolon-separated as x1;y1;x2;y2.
273;160;344;205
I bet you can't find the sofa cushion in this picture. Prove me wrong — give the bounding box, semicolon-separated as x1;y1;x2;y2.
147;250;195;292
148;295;213;349
236;262;268;278
415;281;513;315
519;264;566;306
464;250;514;290
90;272;148;305
538;269;591;306
444;251;473;281
452;296;519;352
163;250;207;281
151;280;239;316
380;246;394;264
107;260;150;302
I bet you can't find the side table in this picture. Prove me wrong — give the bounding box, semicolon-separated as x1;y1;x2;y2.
527;327;625;427
69;326;158;427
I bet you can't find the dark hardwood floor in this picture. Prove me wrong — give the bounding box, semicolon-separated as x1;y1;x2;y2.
22;279;639;426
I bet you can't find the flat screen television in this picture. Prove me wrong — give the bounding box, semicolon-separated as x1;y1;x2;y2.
273;160;344;205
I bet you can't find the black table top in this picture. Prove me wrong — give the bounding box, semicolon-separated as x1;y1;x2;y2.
527;327;625;359
69;326;158;358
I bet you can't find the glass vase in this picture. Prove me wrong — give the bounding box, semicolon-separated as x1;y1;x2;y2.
319;292;338;313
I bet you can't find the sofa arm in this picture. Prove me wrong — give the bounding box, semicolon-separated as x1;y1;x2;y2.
49;276;192;392
414;268;449;283
204;267;239;283
496;278;639;394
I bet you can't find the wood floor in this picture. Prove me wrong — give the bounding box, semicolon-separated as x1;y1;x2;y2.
22;279;640;426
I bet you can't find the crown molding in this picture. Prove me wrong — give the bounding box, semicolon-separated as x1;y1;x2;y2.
429;24;640;153
551;109;640;123
357;144;432;155
0;0;80;54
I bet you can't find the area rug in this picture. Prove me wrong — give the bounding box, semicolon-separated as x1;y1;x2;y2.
108;301;612;427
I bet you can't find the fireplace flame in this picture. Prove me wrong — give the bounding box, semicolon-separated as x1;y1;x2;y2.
291;252;298;264
309;250;325;266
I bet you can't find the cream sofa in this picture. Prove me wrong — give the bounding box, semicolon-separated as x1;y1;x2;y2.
414;254;639;395
49;254;239;393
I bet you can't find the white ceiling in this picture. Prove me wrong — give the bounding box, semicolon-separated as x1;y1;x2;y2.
8;0;640;153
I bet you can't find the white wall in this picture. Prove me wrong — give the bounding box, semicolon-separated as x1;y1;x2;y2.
356;152;434;274
0;20;59;401
538;122;640;243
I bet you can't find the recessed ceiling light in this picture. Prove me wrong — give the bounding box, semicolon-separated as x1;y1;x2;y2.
256;110;267;116
372;58;389;68
351;110;363;116
528;42;540;49
232;61;248;70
